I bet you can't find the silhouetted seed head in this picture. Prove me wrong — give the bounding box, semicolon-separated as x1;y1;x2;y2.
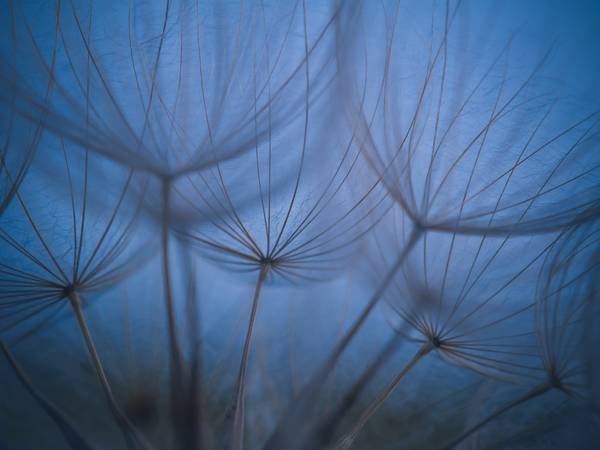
548;369;563;391
62;284;76;298
430;336;443;349
261;256;274;267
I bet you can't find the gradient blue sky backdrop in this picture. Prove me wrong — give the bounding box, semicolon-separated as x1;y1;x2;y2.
0;1;599;449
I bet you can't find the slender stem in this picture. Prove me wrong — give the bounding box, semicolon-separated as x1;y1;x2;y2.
230;265;269;450
0;340;96;450
316;227;422;385
440;382;552;450
336;343;433;450
68;292;152;450
264;228;422;450
160;179;186;449
317;333;406;446
182;252;204;450
161;180;184;372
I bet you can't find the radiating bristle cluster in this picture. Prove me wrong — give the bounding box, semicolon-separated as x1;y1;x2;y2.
0;1;599;450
